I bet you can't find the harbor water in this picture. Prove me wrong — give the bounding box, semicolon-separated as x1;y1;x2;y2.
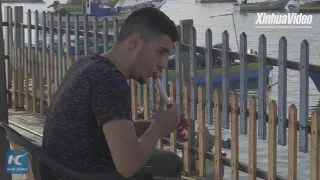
2;0;320;179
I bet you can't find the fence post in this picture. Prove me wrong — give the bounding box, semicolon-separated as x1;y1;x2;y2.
12;6;23;109
180;19;193;85
4;6;11;100
0;3;12;180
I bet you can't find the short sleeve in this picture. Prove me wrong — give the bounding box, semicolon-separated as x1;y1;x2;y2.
91;73;132;127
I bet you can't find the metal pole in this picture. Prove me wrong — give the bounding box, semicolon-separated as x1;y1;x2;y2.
0;0;12;179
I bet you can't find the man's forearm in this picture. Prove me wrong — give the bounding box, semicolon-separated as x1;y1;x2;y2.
136;120;162;168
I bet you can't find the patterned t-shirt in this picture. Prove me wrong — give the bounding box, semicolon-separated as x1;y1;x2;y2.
41;54;132;180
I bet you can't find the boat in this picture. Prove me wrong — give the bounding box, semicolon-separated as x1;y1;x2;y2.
47;0;120;14
166;52;273;85
287;0;320;13
41;0;167;28
234;0;290;11
310;72;320;92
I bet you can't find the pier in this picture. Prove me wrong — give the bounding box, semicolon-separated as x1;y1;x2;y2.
0;5;320;180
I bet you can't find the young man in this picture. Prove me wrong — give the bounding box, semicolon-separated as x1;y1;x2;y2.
41;7;187;180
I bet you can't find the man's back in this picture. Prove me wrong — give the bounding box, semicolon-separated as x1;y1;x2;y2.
41;54;132;180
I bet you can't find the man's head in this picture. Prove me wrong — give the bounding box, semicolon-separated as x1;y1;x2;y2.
114;7;179;84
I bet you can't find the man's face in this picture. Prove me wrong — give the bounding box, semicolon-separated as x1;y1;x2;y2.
128;33;174;84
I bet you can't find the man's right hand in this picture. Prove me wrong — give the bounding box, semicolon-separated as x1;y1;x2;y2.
154;103;181;136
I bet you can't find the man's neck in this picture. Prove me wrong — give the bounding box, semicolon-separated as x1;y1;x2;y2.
101;47;131;79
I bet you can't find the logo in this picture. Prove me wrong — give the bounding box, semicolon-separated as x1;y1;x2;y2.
255;13;313;28
6;150;29;174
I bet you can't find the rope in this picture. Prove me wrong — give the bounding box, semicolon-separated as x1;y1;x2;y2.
231;13;239;52
210;13;239;51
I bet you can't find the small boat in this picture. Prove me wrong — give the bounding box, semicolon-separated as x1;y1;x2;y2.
287;0;320;13
167;60;273;85
166;47;273;84
41;0;167;28
51;0;119;13
47;0;120;14
234;0;290;11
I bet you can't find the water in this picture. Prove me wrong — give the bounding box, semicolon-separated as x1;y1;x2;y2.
2;0;319;179
3;0;320;111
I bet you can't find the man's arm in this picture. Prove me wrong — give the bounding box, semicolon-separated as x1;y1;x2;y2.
91;73;162;178
102;119;162;177
133;120;153;138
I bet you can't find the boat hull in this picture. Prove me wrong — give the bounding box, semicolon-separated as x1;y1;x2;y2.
166;63;273;84
234;0;290;11
310;72;320;92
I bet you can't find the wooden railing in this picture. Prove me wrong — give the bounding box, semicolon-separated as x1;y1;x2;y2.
1;6;320;179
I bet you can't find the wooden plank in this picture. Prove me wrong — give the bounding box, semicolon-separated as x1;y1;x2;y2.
12;44;17;107
310;111;320;180
54;53;59;91
231;90;239;180
31;48;36;113
62;54;66;77
183;83;191;173
24;47;30;110
46;51;52;105
131;79;137;120
143;79;150;120
39;51;44;116
268;100;277;180
288;104;297;180
214;88;223;180
197;84;205;177
169;80;177;153
17;45;23;107
156;85;163;149
249;96;257;180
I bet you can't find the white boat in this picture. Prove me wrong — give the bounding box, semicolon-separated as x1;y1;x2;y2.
40;0;167;27
234;0;290;11
287;0;320;13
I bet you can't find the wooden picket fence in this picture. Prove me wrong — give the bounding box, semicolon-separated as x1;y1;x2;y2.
1;5;320;180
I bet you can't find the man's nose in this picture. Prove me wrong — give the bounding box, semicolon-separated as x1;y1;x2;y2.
158;58;168;69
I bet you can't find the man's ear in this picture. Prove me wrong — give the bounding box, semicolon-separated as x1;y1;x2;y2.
128;33;142;51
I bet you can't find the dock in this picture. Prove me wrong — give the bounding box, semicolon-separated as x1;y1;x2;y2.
0;5;320;180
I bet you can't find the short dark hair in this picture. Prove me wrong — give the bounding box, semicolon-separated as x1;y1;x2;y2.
117;7;179;43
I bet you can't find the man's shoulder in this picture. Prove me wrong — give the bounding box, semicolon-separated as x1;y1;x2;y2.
78;54;127;83
80;55;129;90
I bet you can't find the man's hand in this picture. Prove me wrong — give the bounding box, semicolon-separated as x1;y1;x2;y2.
179;114;189;131
154;103;181;136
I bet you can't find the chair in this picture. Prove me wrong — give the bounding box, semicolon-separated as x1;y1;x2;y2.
0;122;154;180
